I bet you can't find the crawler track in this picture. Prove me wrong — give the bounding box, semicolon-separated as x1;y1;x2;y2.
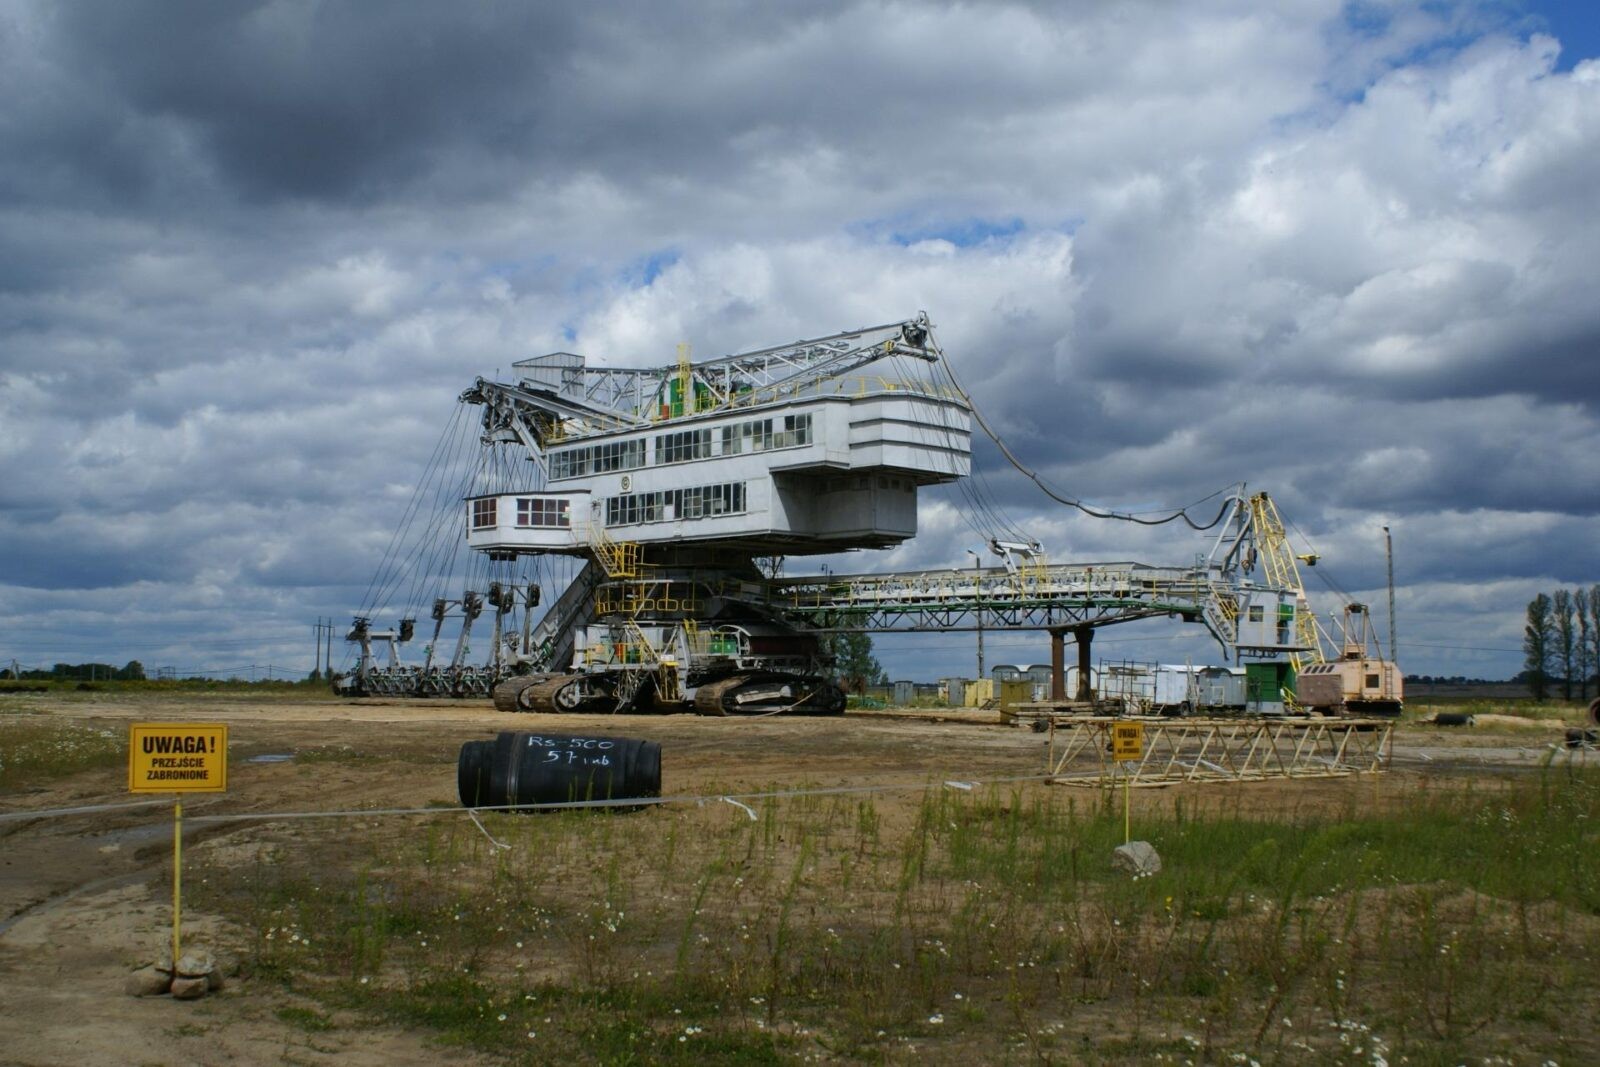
693;673;845;716
522;673;609;713
492;675;548;712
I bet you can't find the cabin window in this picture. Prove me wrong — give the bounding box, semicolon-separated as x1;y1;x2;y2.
549;439;645;480
1365;673;1381;688
607;481;746;527
1247;605;1264;622
655;428;713;465
471;498;497;529
720;414;810;454
516;497;570;528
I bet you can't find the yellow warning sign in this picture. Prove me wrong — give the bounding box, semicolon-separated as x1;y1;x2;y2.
128;723;228;793
1111;722;1144;762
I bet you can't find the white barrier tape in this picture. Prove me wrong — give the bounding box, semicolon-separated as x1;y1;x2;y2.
175;771;1066;824
23;746;1505;829
720;796;758;821
466;808;512;850
0;798;188;824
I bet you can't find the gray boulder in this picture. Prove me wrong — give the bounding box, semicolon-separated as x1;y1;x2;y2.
1112;840;1162;877
175;949;215;979
124;966;172;998
170;975;208;1000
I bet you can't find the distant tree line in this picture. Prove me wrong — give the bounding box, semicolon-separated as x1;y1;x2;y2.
1;661;146;682
1523;587;1599;701
1404;674;1505;685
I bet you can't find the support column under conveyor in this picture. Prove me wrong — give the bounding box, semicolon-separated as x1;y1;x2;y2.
1047;624;1095;704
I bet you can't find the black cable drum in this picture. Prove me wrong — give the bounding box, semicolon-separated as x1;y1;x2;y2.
458;731;661;809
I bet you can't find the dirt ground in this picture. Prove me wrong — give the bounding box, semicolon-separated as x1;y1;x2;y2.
0;694;1588;1066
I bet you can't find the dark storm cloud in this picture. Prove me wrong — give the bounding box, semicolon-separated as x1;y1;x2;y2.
27;2;575;205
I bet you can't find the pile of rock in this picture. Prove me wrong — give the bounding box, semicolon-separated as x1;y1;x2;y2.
125;949;226;1000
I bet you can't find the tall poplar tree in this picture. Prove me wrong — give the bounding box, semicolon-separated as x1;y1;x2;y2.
1589;583;1600;698
1577;588;1592;702
1555;589;1576;700
1523;593;1553;700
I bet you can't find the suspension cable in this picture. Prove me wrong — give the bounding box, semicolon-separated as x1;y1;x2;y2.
938;355;1238;531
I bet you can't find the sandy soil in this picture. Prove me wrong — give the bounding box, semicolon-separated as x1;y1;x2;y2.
0;694;1584;1065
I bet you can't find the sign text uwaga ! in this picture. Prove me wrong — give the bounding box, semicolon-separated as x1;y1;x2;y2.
128;723;229;793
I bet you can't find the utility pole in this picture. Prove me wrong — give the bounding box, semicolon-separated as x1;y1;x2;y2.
313;619;323;679
1383;525;1396;662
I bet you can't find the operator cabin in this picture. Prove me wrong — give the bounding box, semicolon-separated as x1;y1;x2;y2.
466;350;972;559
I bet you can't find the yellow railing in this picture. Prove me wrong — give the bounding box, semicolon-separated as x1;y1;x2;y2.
589;525;640;579
593;580;701;618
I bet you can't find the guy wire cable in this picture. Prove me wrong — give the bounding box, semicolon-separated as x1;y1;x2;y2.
937;354;1237;531
370;400;480;621
357;400;468;615
920;345;1038;548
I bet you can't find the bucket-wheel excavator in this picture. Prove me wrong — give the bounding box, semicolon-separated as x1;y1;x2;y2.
340;313;1395;717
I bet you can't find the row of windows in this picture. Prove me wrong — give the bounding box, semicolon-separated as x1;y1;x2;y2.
516;497;571;528
656;428;713;465
548;439;647;479
549;414;812;479
721;414;812;455
606;482;747;527
471;497;573;529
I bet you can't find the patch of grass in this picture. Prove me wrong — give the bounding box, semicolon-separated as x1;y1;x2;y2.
192;766;1600;1064
275;1005;334;1032
0;713;125;789
290;745;405;765
1404;697;1580;721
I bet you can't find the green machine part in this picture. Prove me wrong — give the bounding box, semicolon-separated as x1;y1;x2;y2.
664;377;716;417
1245;661;1297;707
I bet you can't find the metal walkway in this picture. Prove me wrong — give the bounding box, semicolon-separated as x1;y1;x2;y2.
772;561;1242;638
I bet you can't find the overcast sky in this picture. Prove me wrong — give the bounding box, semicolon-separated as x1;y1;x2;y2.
3;1;1597;682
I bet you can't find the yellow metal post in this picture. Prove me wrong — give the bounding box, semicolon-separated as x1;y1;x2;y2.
172;797;182;966
1124;771;1131;845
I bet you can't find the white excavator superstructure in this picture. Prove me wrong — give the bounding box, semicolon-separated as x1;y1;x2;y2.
460;315;971;713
